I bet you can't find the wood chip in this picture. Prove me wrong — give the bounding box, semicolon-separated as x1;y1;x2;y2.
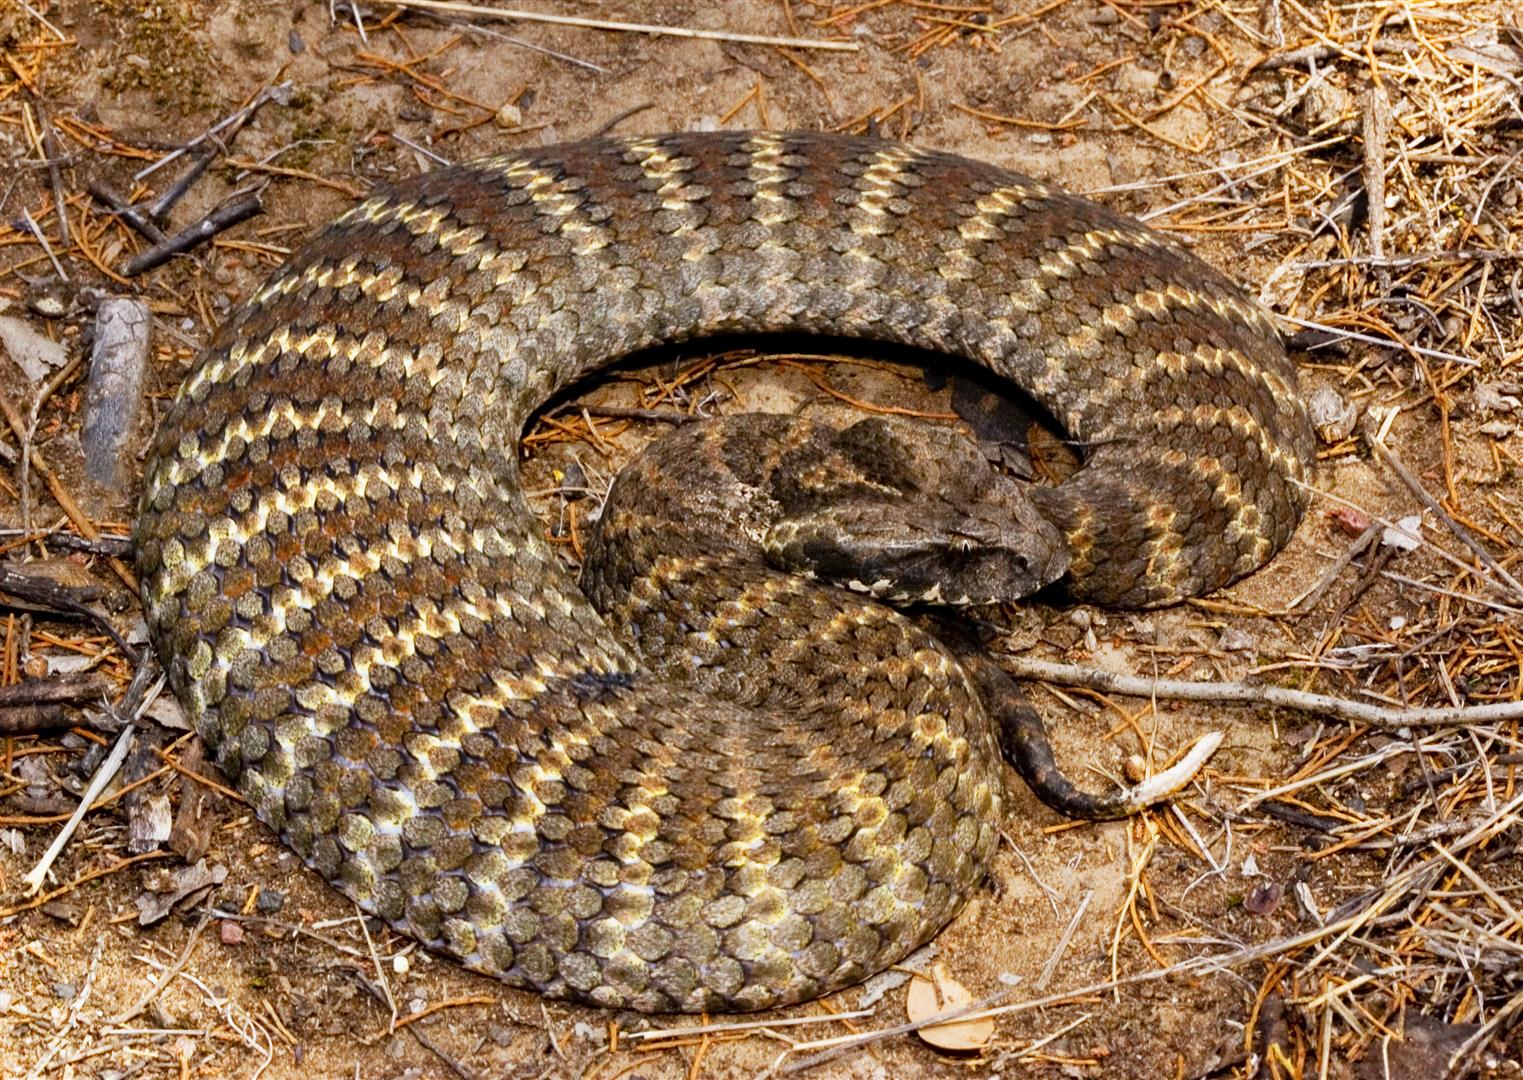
905;962;994;1053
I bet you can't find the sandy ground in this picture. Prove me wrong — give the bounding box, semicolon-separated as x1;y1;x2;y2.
1;1;1520;1078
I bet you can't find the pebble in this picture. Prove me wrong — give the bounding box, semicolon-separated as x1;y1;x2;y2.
1307;385;1360;443
495;102;523;129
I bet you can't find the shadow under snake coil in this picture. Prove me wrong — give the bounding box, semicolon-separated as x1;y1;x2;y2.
136;131;1314;1013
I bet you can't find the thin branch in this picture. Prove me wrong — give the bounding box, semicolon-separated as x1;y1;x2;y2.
372;0;859;51
1000;656;1523;730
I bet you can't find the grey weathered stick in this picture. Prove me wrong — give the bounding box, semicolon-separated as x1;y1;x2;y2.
33;98;69;250
1252;38;1419;71
373;0;859;50
0;704;66;735
1002;656;1523;729
87;180;168;244
0;566;138;662
0;672;112;708
1362;83;1390;259
145;148;215;222
80;298;153;490
124;193;263;276
133;81;294;182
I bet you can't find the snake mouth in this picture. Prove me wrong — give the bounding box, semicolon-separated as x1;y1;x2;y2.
776;507;1073;608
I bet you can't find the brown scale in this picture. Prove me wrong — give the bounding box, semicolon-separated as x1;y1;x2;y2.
136;131;1314;1013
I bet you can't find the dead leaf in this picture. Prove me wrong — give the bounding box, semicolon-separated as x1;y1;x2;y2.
136;859;226;926
0;313;68;381
1381;514;1423;552
906;962;993;1053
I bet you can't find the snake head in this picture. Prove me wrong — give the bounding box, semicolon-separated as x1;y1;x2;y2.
764;417;1072;606
765;490;1070;606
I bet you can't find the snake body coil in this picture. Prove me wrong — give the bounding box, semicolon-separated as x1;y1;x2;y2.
136;132;1313;1012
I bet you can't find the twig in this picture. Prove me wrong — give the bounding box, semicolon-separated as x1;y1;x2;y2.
124;193;264;276
1287;523;1379;613
1036;889;1092;990
39;531;135;558
390;132;452;167
0;672;112;707
134;81;294;182
86;180;169;243
15;0;68;41
595;101;656;136
1292;250;1520;271
0;566;139;661
1366;433;1523;605
624;1008;877;1043
416;13;608;72
0;850;171;919
32;98;69;250
1251;38;1420;71
1361;83;1390;259
576;404;701;425
348;969;481;1080
20;207;67;280
372;0;859;51
1000;656;1523;730
145;147;216;222
1276;313;1480;367
20;351;83;535
1470;146;1523;227
0;704;64;734
21;724;135;894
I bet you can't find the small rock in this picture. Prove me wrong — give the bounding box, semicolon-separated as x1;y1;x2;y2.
1115;65;1159;94
41;901;81;926
220;919;245;945
559;460;588;499
1307;386;1360;443
52;983;76;1002
1328;506;1372;536
1243;880;1284;916
256;887;285;914
288;28;305;54
494;102;523;129
25;285;70;319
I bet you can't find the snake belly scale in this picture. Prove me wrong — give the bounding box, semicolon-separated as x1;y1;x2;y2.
136;131;1313;1012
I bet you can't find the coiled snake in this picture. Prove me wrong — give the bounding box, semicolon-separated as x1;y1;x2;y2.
135;131;1314;1013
